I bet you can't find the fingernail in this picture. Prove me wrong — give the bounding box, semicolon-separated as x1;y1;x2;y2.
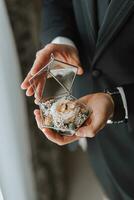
26;91;30;96
21;83;25;89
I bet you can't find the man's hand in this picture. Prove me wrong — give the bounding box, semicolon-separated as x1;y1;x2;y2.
21;43;83;97
76;93;114;137
34;93;114;145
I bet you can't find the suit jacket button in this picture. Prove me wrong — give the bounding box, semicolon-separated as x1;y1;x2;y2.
92;69;101;78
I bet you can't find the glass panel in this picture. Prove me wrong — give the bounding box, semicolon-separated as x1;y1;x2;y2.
39;95;91;135
29;58;77;101
49;60;77;93
29;56;91;135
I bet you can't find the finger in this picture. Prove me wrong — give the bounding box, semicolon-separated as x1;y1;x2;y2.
30;54;48;75
76;114;106;138
35;75;46;99
68;56;83;75
71;57;84;75
54;49;83;75
76;125;96;138
77;65;84;75
34;109;42;129
26;85;34;96
21;72;32;89
31;44;55;75
34;99;40;105
34;109;40;115
79;95;92;106
70;49;84;75
84;117;92;126
21;48;49;90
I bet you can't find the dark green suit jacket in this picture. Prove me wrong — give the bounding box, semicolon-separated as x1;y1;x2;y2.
41;0;134;199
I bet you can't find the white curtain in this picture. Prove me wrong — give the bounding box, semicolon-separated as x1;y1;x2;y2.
0;1;37;200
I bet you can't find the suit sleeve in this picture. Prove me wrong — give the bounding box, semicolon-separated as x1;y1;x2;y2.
40;0;79;46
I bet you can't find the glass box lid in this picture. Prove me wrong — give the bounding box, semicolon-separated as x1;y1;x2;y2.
29;55;78;102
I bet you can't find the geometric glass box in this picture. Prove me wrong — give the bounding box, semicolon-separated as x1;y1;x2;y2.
29;55;91;135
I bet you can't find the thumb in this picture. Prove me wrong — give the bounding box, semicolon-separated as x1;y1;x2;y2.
77;63;84;75
71;51;84;75
76;117;106;138
76;125;96;138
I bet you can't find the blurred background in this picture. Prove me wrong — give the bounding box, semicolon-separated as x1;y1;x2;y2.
0;0;104;199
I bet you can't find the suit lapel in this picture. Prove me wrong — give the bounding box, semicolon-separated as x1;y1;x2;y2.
92;0;134;65
83;0;98;44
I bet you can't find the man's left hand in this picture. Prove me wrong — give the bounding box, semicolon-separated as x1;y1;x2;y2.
34;92;114;145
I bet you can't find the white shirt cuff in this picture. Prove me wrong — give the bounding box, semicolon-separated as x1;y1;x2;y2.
51;36;77;48
117;87;128;119
78;138;87;151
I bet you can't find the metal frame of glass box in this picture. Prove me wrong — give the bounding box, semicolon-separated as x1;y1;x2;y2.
29;55;91;135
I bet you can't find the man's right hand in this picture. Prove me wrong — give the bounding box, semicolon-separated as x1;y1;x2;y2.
21;43;83;97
